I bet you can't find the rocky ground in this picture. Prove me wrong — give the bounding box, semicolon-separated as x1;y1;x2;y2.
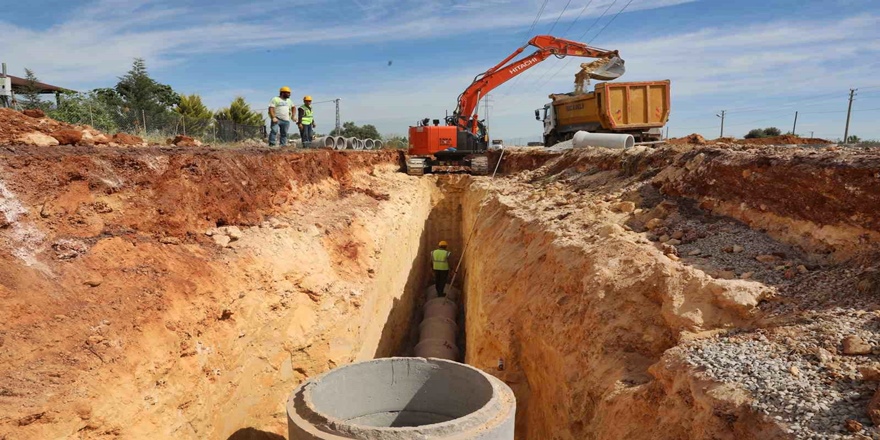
473;144;880;439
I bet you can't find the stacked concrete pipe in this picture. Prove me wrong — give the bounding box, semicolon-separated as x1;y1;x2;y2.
355;139;366;150
375;140;385;149
344;137;357;150
333;136;345;150
313;137;335;149
287;357;516;439
364;139;375;150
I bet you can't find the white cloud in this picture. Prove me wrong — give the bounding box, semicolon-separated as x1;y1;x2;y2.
0;0;693;84
4;1;878;141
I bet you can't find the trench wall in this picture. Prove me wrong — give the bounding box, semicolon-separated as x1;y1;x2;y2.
0;148;435;439
460;181;783;439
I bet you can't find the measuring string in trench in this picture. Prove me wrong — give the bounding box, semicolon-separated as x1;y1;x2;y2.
449;148;505;287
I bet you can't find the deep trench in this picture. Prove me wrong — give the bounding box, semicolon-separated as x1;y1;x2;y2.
7;148;844;440
378;175;471;360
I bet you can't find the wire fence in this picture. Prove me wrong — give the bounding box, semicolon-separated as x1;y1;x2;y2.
118;110;267;143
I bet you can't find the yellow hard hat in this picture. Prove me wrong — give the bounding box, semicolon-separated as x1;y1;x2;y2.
303;95;312;101
280;86;291;93
439;240;448;247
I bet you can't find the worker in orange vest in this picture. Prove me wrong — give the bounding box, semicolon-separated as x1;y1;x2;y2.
431;241;453;297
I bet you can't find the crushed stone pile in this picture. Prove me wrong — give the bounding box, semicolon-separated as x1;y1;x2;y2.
0;108;155;147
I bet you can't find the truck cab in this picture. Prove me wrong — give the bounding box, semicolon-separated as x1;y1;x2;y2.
534;105;556;142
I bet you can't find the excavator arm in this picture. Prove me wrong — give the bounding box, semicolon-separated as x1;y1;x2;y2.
452;35;624;135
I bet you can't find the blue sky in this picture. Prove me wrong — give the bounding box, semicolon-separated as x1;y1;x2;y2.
3;0;879;142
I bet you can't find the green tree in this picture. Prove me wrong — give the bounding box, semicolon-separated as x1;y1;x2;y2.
49;90;119;133
21;68;48;110
383;134;408;149
175;94;213;137
215;97;264;126
114;58;180;132
744;128;765;139
763;127;782;137
330;121;381;139
847;135;861;144
745;127;783;139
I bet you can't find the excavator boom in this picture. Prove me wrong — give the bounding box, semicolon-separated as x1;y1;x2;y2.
454;35;624;130
405;35;624;176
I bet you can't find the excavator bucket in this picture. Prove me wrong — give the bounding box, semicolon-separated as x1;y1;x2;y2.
588;56;625;80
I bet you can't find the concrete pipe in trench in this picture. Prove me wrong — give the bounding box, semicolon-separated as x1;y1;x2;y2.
424;297;458;321
572;131;635;149
414;339;460;360
419;317;458;342
287;357;515;439
426;285;461;302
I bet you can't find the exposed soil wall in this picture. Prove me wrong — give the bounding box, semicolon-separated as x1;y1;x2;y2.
0;148;434;439
461;145;880;439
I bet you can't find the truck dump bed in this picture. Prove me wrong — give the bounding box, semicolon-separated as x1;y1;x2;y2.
550;80;670;133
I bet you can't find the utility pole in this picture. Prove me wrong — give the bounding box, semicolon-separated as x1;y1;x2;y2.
716;110;726;138
314;98;342;133
334;98;341;133
792;111;798;136
810;131;814;139
844;88;857;144
0;63;9;109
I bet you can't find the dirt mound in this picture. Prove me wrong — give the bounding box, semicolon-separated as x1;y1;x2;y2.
737;134;830;145
667;133;708;145
667;133;831;147
0;108;143;147
50;129;83;145
168;135;202;147
22;109;45;118
111;133;144;146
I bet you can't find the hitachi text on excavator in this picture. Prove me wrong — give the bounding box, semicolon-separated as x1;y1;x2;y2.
405;35;625;176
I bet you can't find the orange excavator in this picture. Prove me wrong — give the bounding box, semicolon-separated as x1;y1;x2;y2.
406;35;625;175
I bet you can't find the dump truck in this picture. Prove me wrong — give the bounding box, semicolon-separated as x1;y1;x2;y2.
535;80;670;147
405;35;625;176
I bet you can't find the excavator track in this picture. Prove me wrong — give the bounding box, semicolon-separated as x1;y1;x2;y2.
470;155;489;176
406;157;427;176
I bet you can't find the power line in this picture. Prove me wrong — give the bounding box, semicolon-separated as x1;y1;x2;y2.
547;0;575;34
587;0;635;44
560;0;596;36
498;0;552;98
523;0;551;43
576;0;619;41
527;0;627;95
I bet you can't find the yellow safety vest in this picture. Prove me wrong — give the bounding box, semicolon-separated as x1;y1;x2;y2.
300;105;313;125
432;249;451;271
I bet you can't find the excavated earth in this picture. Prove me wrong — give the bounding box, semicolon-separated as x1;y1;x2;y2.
1;141;879;440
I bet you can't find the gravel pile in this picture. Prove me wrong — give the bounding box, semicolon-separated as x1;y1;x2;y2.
687;331;878;439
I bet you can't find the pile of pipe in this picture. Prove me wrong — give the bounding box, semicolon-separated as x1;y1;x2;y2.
309;136;385;150
415;286;461;361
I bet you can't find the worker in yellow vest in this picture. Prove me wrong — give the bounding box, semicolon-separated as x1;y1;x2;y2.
431;241;453;297
297;95;316;147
